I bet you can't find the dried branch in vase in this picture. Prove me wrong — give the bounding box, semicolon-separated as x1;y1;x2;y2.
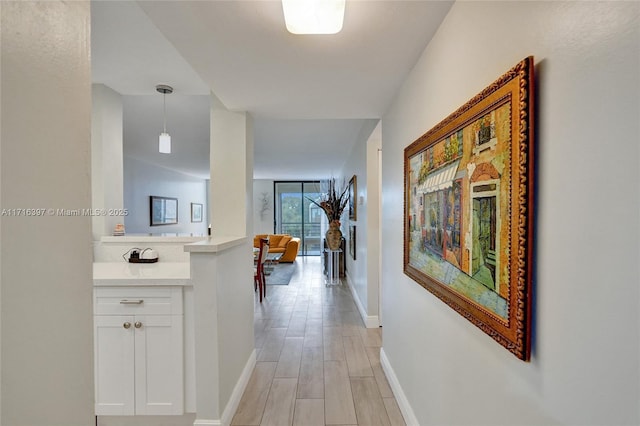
306;178;348;226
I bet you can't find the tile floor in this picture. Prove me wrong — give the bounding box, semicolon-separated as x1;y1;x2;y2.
231;256;406;426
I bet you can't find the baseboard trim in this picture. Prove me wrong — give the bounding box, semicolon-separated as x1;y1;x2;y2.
193;420;221;426
345;274;380;328
219;349;257;426
380;348;419;426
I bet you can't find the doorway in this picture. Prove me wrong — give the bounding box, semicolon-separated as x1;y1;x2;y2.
470;180;499;291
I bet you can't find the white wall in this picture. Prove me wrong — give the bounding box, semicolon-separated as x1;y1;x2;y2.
343;135;367;309
0;0;3;420
341;121;382;327
189;241;255;424
381;2;639;425
245;116;254;238
0;1;4;419
253;179;274;235
124;156;208;235
92;83;125;239
365;123;382;319
0;1;94;424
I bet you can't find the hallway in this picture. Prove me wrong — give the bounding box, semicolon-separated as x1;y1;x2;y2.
231;256;405;426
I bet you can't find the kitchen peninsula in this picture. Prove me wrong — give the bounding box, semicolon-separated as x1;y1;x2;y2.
93;235;254;425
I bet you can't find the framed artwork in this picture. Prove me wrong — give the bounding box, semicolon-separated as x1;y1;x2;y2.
150;196;178;226
349;225;356;260
348;175;357;221
191;203;203;223
403;57;534;360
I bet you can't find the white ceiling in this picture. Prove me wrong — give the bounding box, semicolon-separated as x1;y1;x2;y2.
123;95;211;179
91;0;454;180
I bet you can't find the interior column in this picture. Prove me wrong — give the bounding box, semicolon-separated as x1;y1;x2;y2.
209;93;254;237
91;83;124;239
190;93;255;424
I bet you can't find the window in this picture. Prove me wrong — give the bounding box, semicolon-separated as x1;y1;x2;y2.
274;181;322;255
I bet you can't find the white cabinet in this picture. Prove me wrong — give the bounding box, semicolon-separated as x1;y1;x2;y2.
94;315;136;415
94;287;184;416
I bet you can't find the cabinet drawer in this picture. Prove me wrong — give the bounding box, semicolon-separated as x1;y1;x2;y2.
94;287;183;315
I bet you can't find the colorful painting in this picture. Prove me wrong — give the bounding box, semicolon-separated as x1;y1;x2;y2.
404;57;535;360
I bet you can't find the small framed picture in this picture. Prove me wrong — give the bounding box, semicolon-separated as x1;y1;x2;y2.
191;203;203;223
150;196;178;226
348;175;357;221
349;225;356;260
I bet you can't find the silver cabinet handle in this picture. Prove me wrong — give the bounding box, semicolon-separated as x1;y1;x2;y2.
134;321;142;329
120;299;144;305
123;322;131;329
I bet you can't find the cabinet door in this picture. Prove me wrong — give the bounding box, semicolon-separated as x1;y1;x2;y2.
94;315;135;415
134;315;184;415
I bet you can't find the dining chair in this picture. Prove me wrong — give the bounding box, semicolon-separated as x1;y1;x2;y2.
254;238;269;302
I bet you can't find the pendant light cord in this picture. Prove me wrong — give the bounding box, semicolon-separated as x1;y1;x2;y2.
163;92;167;134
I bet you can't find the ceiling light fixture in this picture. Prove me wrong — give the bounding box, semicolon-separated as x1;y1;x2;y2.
156;84;173;154
282;0;345;35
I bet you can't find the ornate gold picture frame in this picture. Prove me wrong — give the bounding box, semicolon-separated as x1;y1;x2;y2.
403;57;534;360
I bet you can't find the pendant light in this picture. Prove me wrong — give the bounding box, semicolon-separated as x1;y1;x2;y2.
156;84;173;154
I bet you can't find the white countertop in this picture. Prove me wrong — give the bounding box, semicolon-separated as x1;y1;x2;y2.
93;262;190;286
184;235;247;253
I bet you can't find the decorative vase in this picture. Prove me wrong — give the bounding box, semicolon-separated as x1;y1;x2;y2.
325;223;342;251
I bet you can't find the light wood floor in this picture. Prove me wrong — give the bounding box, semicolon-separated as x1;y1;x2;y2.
231;256;406;426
